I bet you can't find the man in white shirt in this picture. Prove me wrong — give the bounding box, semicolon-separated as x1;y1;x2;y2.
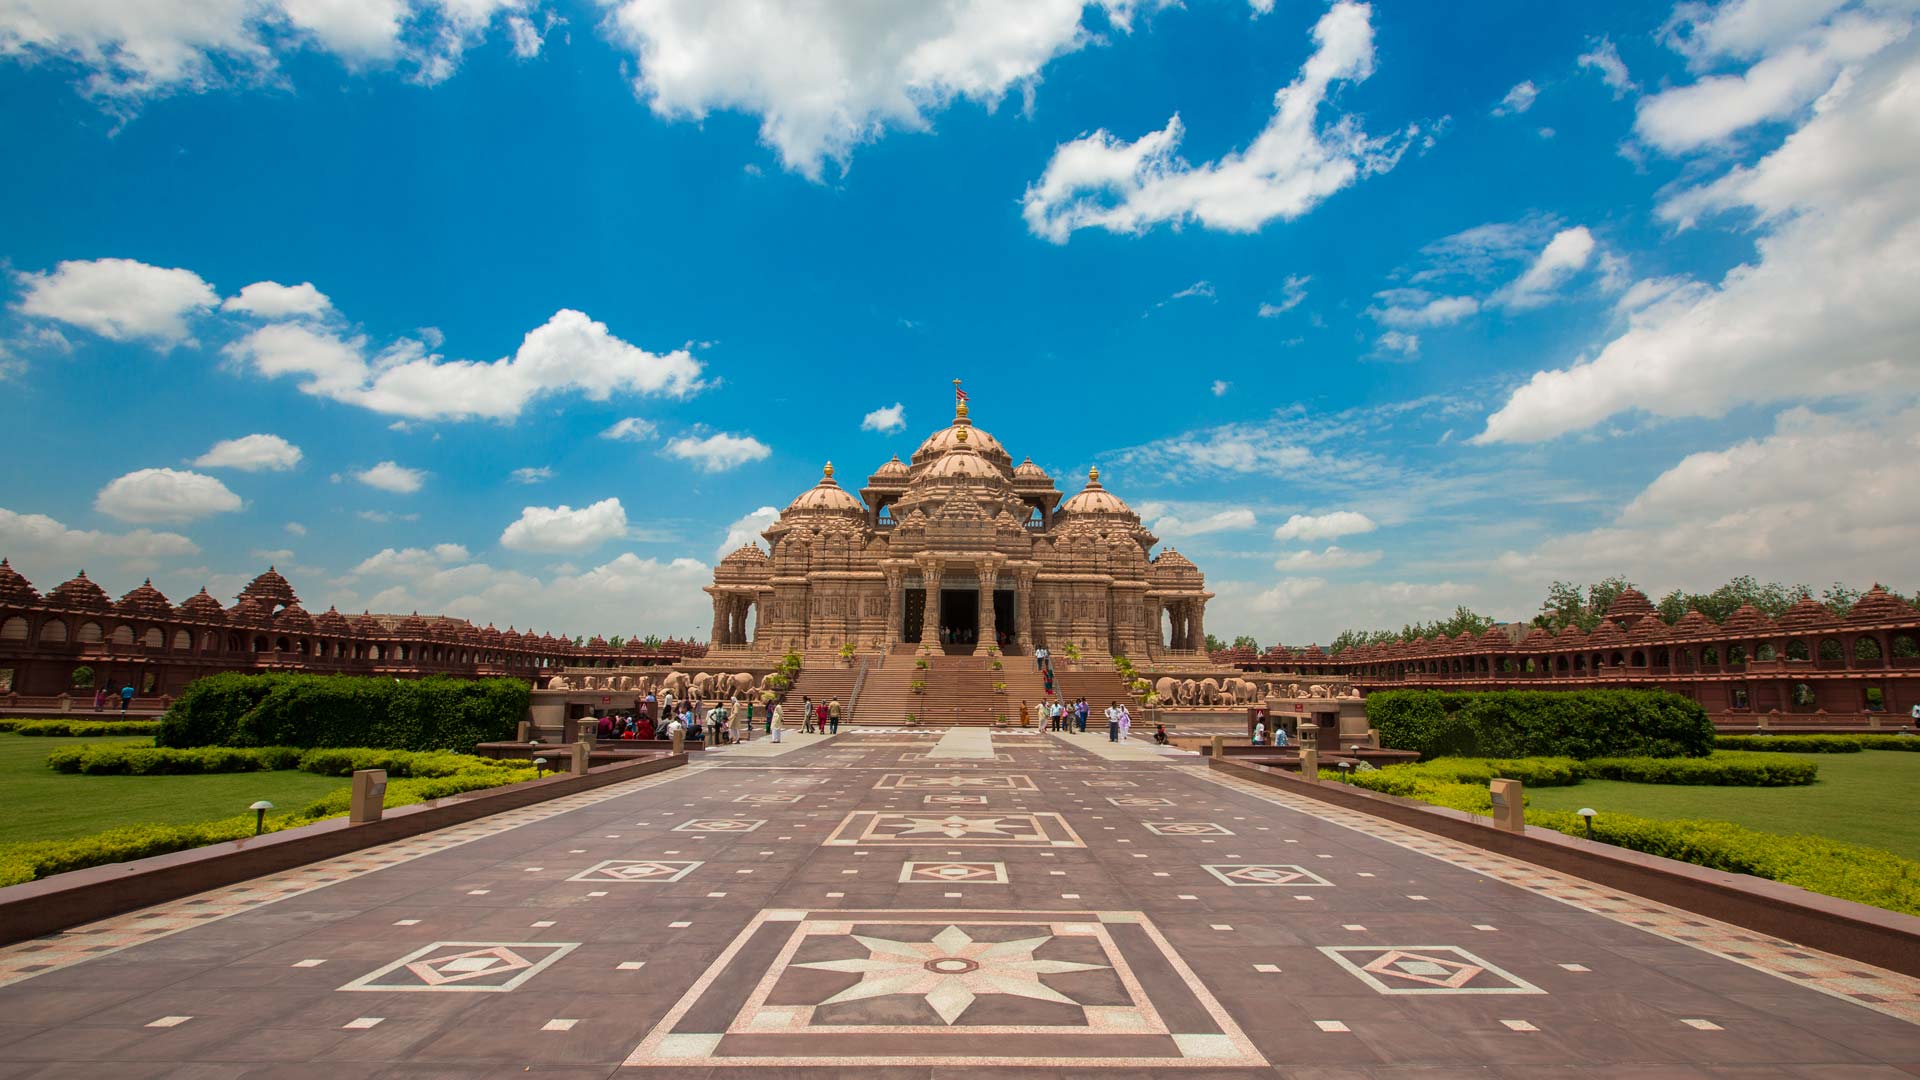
1104;702;1120;742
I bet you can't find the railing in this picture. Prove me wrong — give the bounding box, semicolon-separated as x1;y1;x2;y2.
847;658;870;721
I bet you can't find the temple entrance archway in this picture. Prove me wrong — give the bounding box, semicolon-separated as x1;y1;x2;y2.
903;590;926;643
939;589;979;650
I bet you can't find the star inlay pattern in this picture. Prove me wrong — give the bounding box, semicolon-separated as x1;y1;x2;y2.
823;811;1085;847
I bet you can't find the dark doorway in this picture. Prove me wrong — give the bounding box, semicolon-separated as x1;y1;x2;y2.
939;589;979;649
903;589;926;643
993;589;1016;650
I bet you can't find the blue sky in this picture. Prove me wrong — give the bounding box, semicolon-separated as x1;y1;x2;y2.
1;0;1914;644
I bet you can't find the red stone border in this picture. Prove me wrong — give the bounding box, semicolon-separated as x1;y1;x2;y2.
0;752;686;947
1208;756;1920;979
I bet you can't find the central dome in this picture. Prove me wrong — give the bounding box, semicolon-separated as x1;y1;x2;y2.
912;401;1011;468
785;462;866;514
1060;466;1135;517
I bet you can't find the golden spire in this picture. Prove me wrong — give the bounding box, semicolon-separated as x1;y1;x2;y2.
823;461;834;479
953;377;969;420
955;426;968;444
1089;465;1100;483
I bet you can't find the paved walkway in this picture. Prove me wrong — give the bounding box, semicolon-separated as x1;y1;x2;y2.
0;730;1915;1077
924;726;994;759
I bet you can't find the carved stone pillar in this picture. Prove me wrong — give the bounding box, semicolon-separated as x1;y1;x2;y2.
1014;574;1033;652
922;561;943;646
884;570;904;645
710;594;727;646
1189;601;1207;652
978;564;999;650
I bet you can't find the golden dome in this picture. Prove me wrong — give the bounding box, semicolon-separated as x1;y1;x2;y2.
784;462;866;514
1060;465;1134;516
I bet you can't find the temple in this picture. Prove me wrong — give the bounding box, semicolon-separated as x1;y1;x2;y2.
706;387;1212;659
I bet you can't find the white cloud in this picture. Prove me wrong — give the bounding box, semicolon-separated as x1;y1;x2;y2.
347;542;470;579
1479;39;1920;442
499;497;629;553
1497;225;1595;308
93;468;242;524
510;466;553;484
1149;507;1256;538
1273;510;1377;542
0;0;529;103
1493;79;1538;116
861;402;907;433
1248;0;1276;16
1494;404;1920;589
14;258;217;347
0;508;200;576
1635;13;1904;152
1023;2;1418;241
1374;330;1420;357
1274;544;1382;570
664;431;771;472
1210;379;1231;397
1169;280;1214;301
223;307;705;421
284;521;307;536
220;280;334;320
356;509;420;523
193;433;303;472
716;505;779;561
1370;291;1479;328
600;416;659;441
1408;215;1559;283
599;0;1134;179
1257;274;1310;317
354;460;426;494
1577;36;1637;98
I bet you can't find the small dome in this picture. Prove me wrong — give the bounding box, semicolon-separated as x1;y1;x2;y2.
228;596;272;625
480;623;503;642
315;607;353;635
275;603;315;633
0;559;41;607
1013;457;1051;483
1603;587;1656;625
49;571;110;610
117;579;173;619
923;444;1002;481
785;462;866;514
396;611;430;636
721;544;770;565
1670;609;1717;636
237;566;299;611
178;587;226;622
1848;585;1918;624
1060;466;1134;516
1153;548;1196;569
870;454;910;481
1775;597;1842;633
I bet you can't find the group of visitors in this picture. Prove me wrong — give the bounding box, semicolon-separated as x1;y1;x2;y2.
90;684;136;713
1022;696;1091;732
795;696;843;734
1249;720;1290;747
590;691;767;746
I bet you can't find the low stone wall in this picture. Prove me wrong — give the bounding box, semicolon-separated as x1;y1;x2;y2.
1209;757;1920;978
0;752;686;947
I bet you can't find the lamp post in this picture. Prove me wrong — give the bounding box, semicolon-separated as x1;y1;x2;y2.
534;756;549;778
1577;807;1596;840
250;800;273;836
1337;761;1353;783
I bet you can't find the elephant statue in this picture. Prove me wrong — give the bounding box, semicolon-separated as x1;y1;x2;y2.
1308;683;1329;698
657;671;690;699
729;672;756;697
633;675;652;694
1198;677;1222;705
690;672;715;698
1179;679;1198;705
1155;677;1179;703
547;675;570;691
1287;682;1301;698
1228;678;1258;703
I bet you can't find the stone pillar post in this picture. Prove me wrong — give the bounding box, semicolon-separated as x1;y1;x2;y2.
979;564;999;650
1015;574;1033;652
709;594;727;646
922;562;943;647
884;570;904;646
1189;600;1206;652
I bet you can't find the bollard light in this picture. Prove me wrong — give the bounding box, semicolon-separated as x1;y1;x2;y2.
250;800;273;836
1577;807;1596;840
533;756;549;778
1337;760;1353;783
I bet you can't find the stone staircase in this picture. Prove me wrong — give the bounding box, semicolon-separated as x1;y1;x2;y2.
781;651;862;721
852;653;1049;726
1054;662;1138;711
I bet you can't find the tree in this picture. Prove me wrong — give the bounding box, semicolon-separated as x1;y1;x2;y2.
1204;633;1225;652
608;635;625;648
642;634;663;648
1533;576;1635;632
1231;634;1260;652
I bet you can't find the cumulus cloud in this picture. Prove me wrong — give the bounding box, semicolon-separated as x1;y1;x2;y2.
1497;225;1596;308
665;431;771;472
220;280;333;320
499;497;629;553
1148;507;1256;538
1369;290;1479;328
716;505;779;561
599;0;1135;179
1206;575;1476;644
14;257;217;347
223;307;705;421
0;0;534;104
285;521;307;536
347;542;472;579
510;466;553;484
193;433;302;472
1374;330;1420;357
0;508;200;576
93;468;242;524
1257;274;1310;317
1493;79;1538;116
1273;544;1382;570
1577;36;1637;98
1210;379;1231;397
353;460;426;494
1272;510;1377;542
1478;37;1920;443
600;417;659;441
861;402;907;433
1023;2;1419;241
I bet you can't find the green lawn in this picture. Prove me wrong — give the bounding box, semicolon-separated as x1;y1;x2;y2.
1526;750;1920;862
0;733;348;846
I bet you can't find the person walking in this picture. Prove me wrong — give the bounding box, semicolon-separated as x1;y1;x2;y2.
801;696;814;734
770;702;785;743
92;686;105;713
1034;646;1049;673
828;697;841;734
1118;702;1131;741
1019;700;1031;728
1076;698;1089;734
1105;701;1119;742
119;683;134;714
1274;723;1289;748
1252;720;1266;746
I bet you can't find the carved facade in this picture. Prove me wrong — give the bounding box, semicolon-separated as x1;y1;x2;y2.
706;399;1212;657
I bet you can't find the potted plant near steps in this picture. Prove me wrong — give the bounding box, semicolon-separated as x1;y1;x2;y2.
905;712;919;728
839;641;856;666
910;679;926;695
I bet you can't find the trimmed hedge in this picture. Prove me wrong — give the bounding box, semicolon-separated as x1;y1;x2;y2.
1527;809;1920;917
1582;753;1816;786
46;744;520;778
0;719;165;737
0;763;536;887
1715;734;1920;754
1368;689;1714;760
159;673;528;751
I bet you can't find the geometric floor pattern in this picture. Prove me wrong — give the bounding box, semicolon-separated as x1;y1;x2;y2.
0;730;1916;1077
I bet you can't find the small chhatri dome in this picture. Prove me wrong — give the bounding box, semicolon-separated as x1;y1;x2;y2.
275;603;315;633
49;570;110;610
1012;456;1050;483
237;566;299;611
923;436;1001;481
721;544;770;565
785;461;866;514
870;454;909;481
1848;585;1918;624
178;587;226;622
1060;464;1134;516
1603;587;1656;626
315;606;352;635
117;579;173;618
0;558;41;606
